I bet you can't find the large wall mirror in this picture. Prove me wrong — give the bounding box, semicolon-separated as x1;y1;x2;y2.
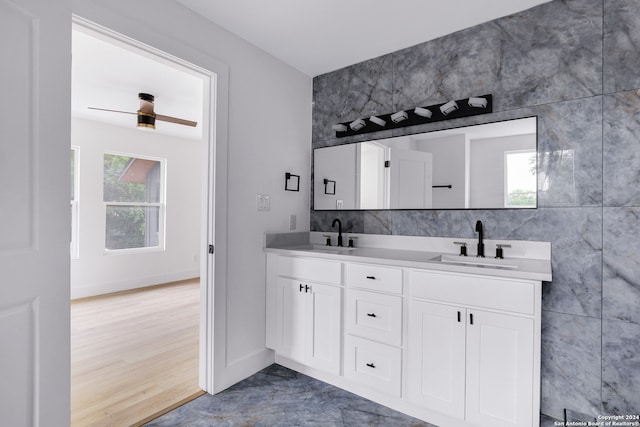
314;116;537;210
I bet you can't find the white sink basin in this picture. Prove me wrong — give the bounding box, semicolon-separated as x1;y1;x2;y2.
431;254;519;270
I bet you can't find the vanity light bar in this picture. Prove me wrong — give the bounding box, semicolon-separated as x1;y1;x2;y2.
332;94;492;138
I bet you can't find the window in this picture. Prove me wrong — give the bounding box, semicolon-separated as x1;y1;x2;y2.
504;150;537;208
103;153;165;251
71;147;79;258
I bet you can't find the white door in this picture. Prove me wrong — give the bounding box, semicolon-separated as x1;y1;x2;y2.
306;283;341;374
388;148;433;208
276;278;307;363
0;1;70;426
407;300;466;418
465;310;534;427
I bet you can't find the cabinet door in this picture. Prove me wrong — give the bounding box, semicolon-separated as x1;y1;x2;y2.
276;278;307;364
306;283;342;375
465;310;534;427
407;300;465;418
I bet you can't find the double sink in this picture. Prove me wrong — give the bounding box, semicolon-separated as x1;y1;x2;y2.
304;245;518;270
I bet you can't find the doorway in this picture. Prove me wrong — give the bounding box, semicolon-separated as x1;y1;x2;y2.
70;18;214;425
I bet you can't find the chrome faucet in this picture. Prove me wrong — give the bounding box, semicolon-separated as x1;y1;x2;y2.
475;220;485;257
332;218;343;247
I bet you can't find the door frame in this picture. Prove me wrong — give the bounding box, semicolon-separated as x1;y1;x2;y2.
71;15;229;394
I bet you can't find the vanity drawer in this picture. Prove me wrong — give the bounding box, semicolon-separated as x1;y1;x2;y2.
345;263;402;294
410;269;535;315
346;289;402;346
344;335;402;397
277;256;341;285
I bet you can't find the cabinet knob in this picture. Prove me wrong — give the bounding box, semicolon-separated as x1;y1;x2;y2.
366;313;377;318
366;363;376;369
366;275;376;280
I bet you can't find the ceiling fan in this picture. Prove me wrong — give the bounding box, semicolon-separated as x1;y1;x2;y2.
88;93;197;128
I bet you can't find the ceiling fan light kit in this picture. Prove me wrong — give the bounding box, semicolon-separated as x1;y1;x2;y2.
137;112;156;129
137;92;156;129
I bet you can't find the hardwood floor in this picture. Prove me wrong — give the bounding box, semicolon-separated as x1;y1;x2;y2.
71;279;203;427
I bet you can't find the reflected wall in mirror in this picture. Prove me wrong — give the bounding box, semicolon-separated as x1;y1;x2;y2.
314;117;537;210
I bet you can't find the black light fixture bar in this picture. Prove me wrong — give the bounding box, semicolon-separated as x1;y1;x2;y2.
333;94;492;138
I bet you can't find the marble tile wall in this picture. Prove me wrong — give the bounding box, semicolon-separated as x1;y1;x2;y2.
311;0;640;420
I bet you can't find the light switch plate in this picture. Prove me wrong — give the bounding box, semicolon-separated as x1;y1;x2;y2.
256;194;270;212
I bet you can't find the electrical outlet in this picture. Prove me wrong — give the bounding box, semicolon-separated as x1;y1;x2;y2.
336;199;344;209
256;194;270;212
289;214;297;230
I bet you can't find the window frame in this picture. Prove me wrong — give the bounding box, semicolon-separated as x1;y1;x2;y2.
103;151;167;254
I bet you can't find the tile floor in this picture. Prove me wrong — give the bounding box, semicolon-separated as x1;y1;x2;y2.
145;364;435;426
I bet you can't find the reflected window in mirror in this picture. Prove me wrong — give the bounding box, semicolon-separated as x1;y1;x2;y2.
505;150;537;208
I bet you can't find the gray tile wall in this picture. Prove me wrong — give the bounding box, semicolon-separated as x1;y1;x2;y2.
311;0;640;419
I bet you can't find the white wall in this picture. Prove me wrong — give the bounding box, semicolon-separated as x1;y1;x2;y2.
70;0;312;390
70;118;201;299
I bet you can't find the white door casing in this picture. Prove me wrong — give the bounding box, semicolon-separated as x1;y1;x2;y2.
70;15;226;394
0;0;71;425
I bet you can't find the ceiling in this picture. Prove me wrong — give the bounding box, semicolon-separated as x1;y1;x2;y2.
72;0;551;136
176;0;552;77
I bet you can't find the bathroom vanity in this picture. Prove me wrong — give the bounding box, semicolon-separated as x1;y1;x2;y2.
264;231;551;427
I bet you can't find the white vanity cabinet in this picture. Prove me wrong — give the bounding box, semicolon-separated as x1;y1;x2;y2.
265;233;548;427
344;263;404;396
272;255;343;375
407;269;540;427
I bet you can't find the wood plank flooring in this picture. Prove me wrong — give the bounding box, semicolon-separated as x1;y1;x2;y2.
71;279;202;427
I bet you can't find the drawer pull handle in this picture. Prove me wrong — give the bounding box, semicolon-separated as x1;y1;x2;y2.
366;363;376;369
366;275;376;280
305;285;311;293
299;283;304;292
470;313;474;325
366;313;377;318
457;311;461;322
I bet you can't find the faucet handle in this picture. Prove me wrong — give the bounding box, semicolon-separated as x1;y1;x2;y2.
495;243;511;259
453;241;468;256
347;236;358;248
322;234;332;246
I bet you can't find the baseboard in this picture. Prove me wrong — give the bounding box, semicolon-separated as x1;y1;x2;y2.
212;348;275;394
71;270;199;299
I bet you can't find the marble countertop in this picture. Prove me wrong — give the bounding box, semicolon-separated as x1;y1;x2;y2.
265;232;552;282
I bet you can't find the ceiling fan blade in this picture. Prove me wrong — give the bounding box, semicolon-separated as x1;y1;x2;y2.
88;107;136;115
156;114;197;127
